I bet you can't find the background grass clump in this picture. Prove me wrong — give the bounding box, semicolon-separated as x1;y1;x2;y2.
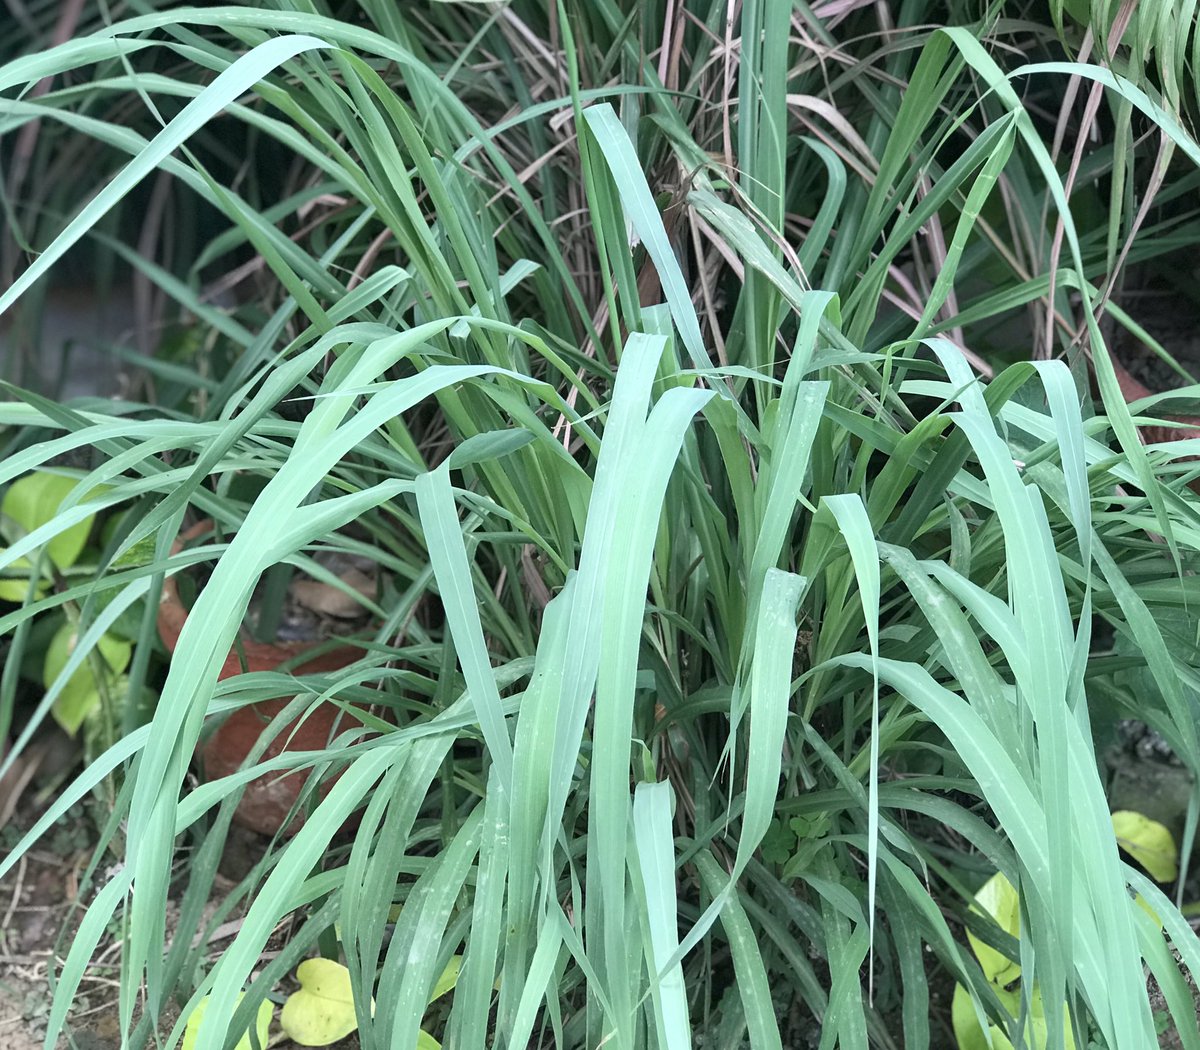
2;2;1200;1048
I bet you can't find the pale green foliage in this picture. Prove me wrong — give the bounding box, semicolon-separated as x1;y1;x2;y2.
1112;811;1180;884
181;993;272;1050
1;3;1200;1050
42;622;131;735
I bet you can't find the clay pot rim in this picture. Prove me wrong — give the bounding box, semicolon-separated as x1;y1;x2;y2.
1097;349;1200;445
157;517;363;671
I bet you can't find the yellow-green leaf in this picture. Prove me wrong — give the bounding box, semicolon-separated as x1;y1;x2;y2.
110;533;159;569
952;983;1075;1050
966;871;1021;987
43;624;132;736
2;472;100;571
429;956;462;1003
952;981;1008;1050
417;1031;441;1050
281;958;363;1046
1135;892;1164;927
181;993;272;1050
1112;810;1179;882
0;556;45;602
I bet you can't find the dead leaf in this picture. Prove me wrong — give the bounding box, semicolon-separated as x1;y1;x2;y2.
290;568;376;619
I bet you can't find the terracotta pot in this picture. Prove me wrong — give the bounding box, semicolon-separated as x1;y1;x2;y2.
1106;353;1200;447
1101;352;1200;500
158;521;370;836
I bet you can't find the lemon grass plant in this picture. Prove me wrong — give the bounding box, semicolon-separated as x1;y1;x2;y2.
3;3;1200;1049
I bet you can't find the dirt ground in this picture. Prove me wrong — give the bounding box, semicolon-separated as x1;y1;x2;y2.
0;798;124;1050
0;549;383;1050
0;744;359;1050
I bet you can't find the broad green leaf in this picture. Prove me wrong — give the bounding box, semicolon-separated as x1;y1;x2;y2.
182;993;272;1050
0;556;43;602
2;472;98;570
1111;811;1179;883
967;871;1022;987
43;623;132;736
110;534;160;570
956;871;1079;1050
280;958;362;1046
429;956;462;1003
952;981;1006;1050
951;983;1076;1050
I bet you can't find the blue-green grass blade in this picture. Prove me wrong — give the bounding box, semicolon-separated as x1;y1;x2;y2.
0;35;331;318
448;769;510;1050
694;852;783;1050
590;380;711;1038
582;105;713;373
633;782;691;1050
415;464;515;796
822;495;882;968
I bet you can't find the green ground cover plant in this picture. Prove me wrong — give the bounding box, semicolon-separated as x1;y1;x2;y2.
3;2;1200;1047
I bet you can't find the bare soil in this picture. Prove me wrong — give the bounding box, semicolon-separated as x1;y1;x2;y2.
0;768;359;1050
